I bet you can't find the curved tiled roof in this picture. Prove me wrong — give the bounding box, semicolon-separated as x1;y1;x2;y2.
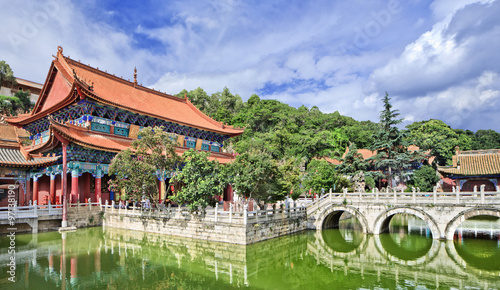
6;47;244;137
438;150;500;176
0;147;59;168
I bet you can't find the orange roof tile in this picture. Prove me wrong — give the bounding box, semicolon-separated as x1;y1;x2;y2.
438;149;500;176
67;59;243;135
7;47;244;137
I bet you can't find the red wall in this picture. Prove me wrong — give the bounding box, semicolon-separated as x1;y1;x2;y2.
39;71;71;112
38;175;50;205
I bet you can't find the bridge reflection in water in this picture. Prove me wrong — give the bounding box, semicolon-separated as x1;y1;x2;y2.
0;225;499;289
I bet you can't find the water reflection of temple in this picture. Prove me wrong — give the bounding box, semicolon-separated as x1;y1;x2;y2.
1;227;499;289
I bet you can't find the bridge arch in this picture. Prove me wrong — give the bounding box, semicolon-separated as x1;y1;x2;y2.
315;205;369;234
445;208;500;240
372;207;441;240
373;234;440;267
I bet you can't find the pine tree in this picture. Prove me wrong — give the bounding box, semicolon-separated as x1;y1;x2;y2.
369;92;414;188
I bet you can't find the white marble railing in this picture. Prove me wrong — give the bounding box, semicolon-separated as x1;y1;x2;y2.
307;186;500;216
101;200;307;225
0;199;101;220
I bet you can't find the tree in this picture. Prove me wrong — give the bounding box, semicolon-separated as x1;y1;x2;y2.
369;93;415;187
276;157;304;200
303;159;346;194
472;129;500;150
15;90;32;113
407;165;440;192
228;148;284;207
170;150;227;212
108;127;182;207
0;61;16;88
338;143;368;176
406;119;463;166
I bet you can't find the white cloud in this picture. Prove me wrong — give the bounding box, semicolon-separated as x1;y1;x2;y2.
430;0;495;19
1;0;499;133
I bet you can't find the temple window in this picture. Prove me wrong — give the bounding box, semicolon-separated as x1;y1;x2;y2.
211;142;220;153
91;122;111;134
185;136;197;149
114;127;129;137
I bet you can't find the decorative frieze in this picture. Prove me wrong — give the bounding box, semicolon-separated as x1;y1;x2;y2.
24;99;230;144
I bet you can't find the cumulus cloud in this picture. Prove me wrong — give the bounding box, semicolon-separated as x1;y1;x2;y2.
367;0;500;130
1;0;499;132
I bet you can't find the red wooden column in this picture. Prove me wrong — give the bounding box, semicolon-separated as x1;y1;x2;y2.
33;175;39;204
62;144;68;226
49;174;56;204
53;130;69;227
95;175;102;203
71;169;79;203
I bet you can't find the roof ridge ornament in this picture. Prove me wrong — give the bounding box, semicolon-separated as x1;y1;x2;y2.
134;67;138;88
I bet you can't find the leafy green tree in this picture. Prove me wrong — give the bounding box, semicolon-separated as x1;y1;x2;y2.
276;157;304;200
0;95;23;116
108;127;182;207
472;129;500;150
178;87;212;113
15;90;32;113
229;148;284;207
171;150;227;212
303;159;342;194
406;119;460;166
0;61;16;87
338;143;368;176
370;93;414;187
407;165;440;192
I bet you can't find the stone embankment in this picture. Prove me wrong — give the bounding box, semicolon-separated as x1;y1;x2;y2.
102;202;308;245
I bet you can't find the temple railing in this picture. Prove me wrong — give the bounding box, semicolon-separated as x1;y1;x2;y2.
0;199;102;220
307;186;500;217
101;200;307;225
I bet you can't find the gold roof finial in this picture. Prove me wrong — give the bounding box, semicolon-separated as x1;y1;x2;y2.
134;67;138;87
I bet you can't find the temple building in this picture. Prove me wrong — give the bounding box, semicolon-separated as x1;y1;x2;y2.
437;148;500;192
0;122;59;206
4;46;244;206
0;77;43;104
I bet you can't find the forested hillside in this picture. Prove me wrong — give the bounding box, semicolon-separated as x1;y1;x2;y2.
178;87;500;167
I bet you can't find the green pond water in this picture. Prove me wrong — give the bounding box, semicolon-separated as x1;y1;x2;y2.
1;215;500;289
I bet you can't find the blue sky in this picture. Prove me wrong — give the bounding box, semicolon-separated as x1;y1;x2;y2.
1;0;500;132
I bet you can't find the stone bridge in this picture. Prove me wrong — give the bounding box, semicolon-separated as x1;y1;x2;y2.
306;187;500;240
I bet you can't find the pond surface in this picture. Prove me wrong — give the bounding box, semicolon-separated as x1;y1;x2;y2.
1;217;499;289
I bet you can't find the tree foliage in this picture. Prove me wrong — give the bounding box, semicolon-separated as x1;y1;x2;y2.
173;86;500;195
407;165;440;192
303;159;348;194
108;127;182;207
0;91;32;116
369;93;416;187
228;148;285;206
338;143;368;176
0;61;16;87
406;119;464;166
171;150;227;212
